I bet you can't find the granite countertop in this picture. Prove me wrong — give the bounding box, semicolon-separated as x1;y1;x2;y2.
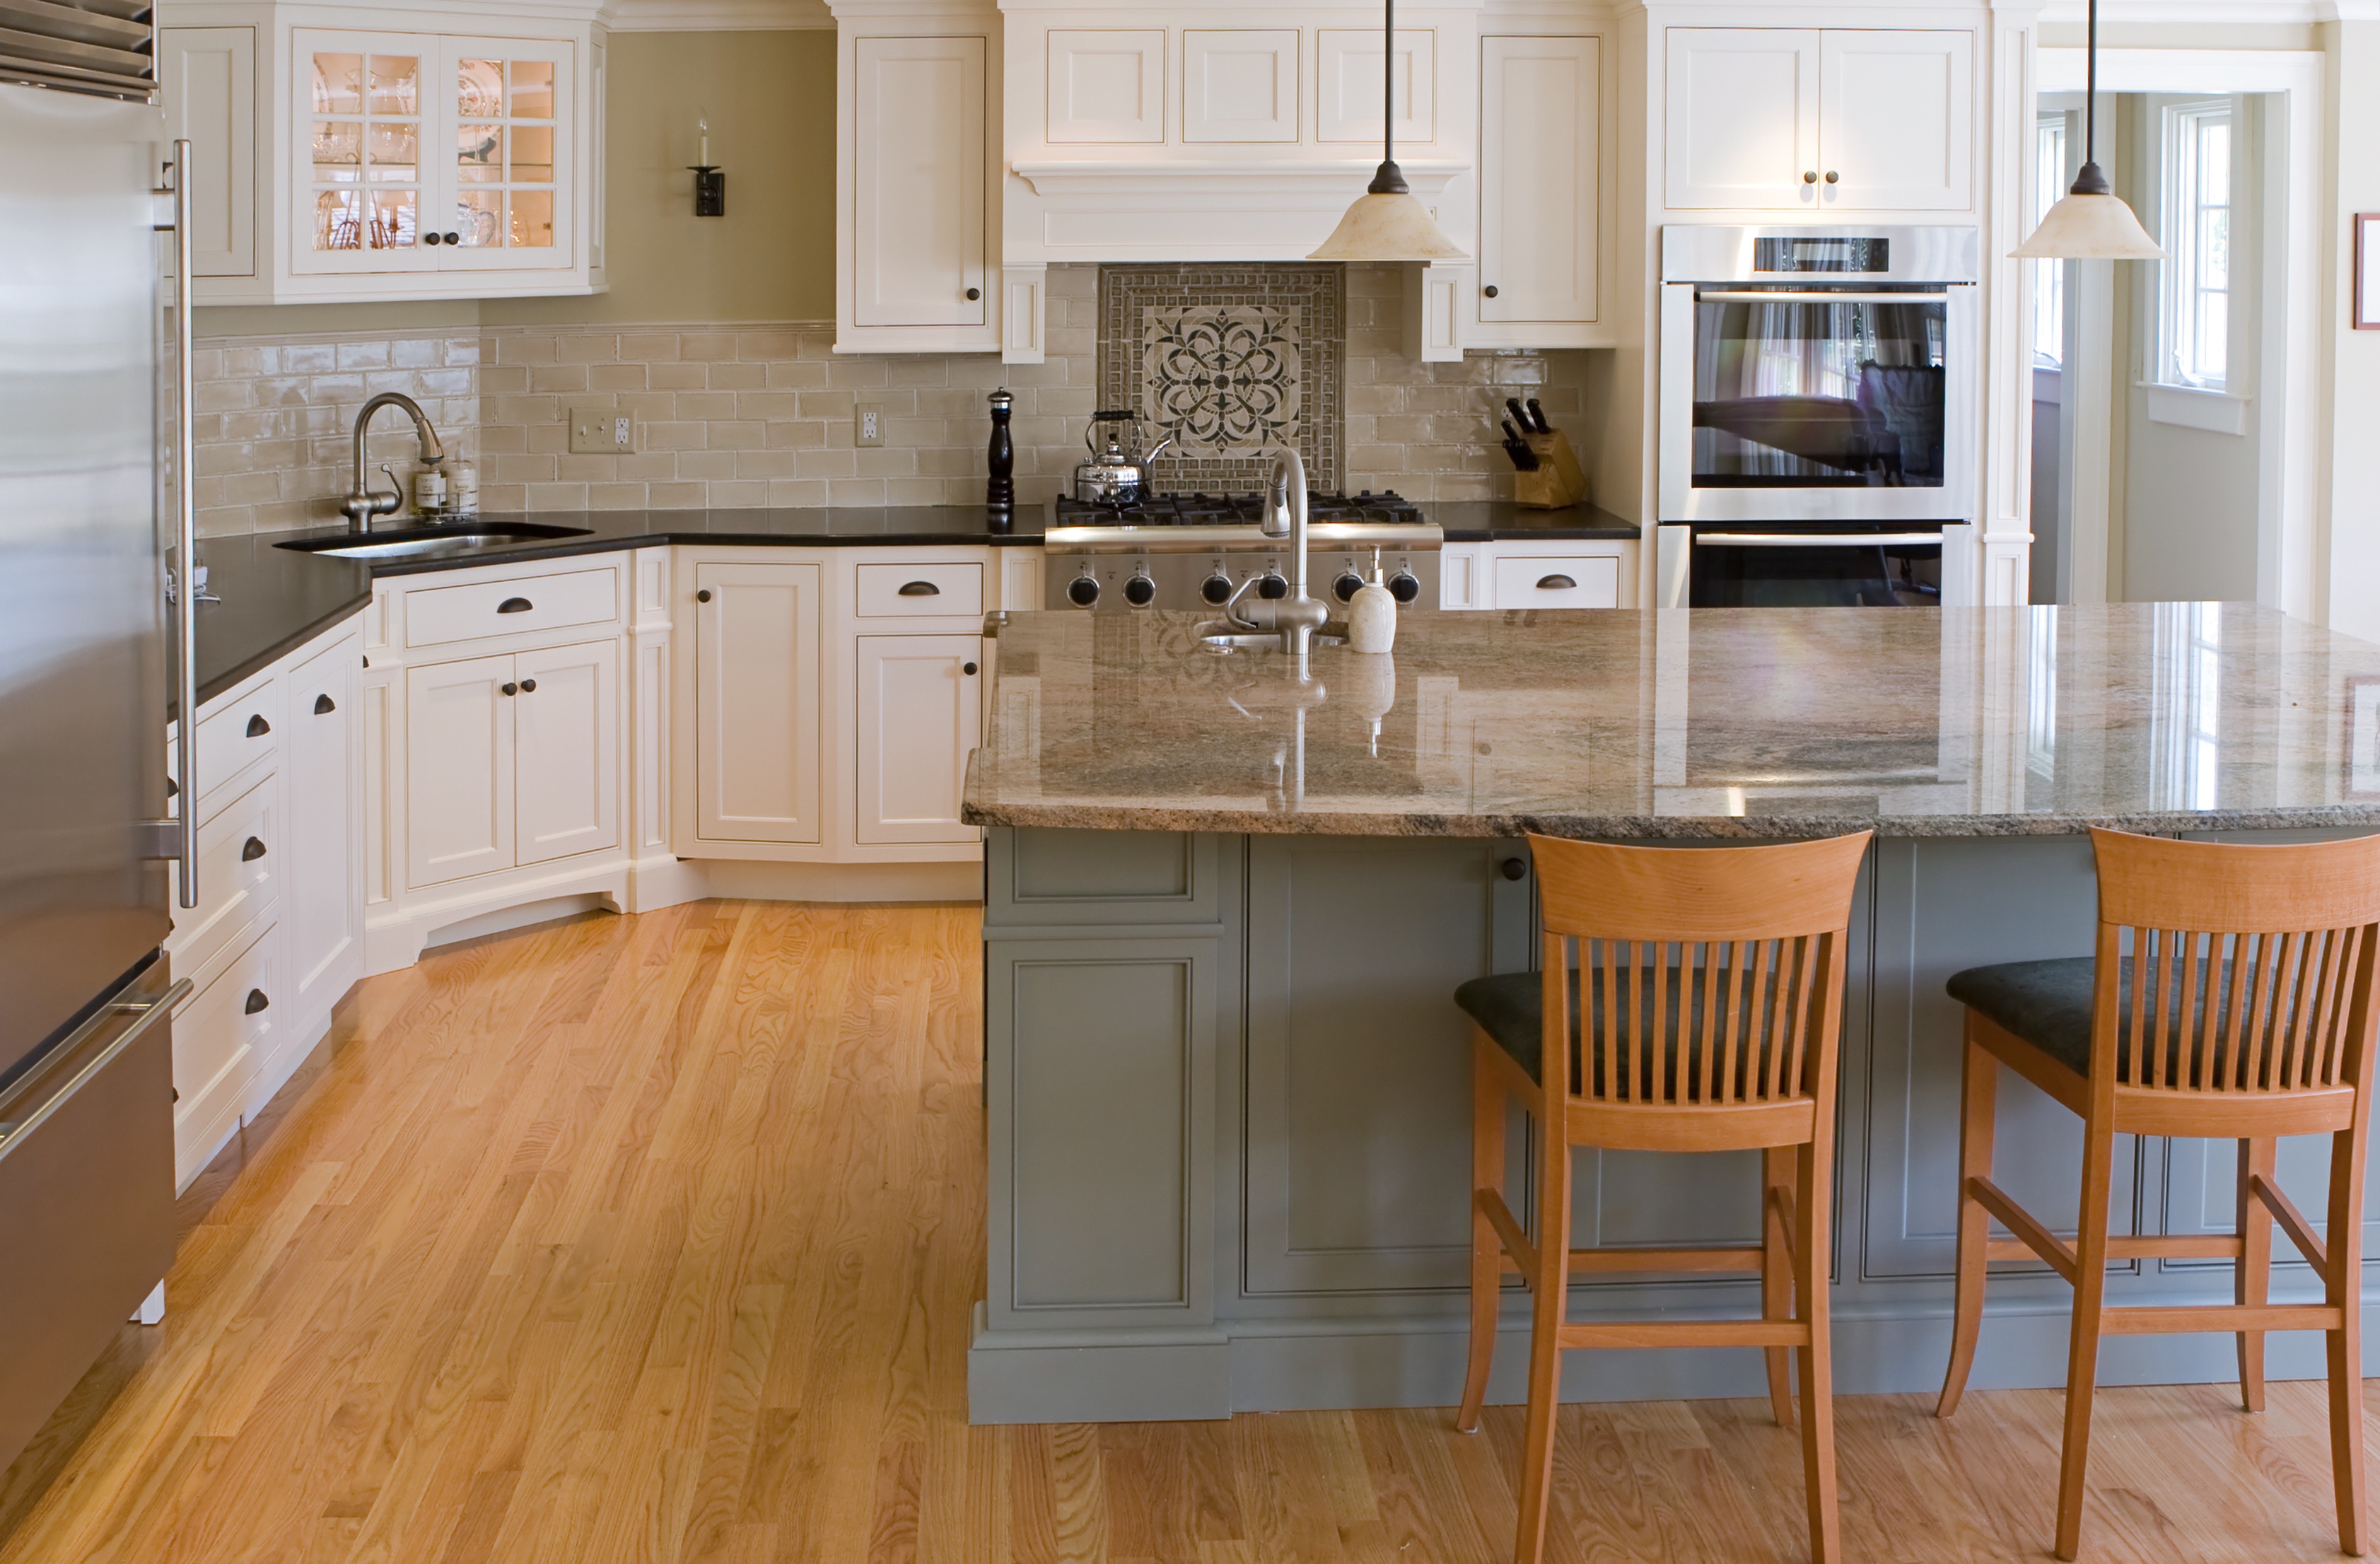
1430;501;1639;542
961;602;2380;840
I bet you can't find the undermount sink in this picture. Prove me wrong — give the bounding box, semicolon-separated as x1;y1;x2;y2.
275;520;593;561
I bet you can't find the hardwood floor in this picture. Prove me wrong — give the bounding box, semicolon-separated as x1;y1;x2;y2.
0;900;2373;1563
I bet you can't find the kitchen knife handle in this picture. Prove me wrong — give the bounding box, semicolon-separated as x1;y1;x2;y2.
1526;397;1551;434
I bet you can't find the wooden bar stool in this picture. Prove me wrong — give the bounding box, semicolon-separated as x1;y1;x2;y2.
1935;827;2380;1560
1452;830;1872;1564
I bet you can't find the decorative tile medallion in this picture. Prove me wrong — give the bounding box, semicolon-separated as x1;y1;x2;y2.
1099;264;1343;494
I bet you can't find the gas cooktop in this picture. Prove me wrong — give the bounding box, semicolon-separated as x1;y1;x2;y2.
1050;489;1428;529
1041;489;1442;613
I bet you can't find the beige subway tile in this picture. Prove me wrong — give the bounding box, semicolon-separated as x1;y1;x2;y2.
555;332;617;365
736;390;803;421
674;390;737;421
444;336;482;367
887;357;949;387
763;358;830;390
798;389;857;421
679;332;738;362
801;448;858;479
389;337;439;369
617;392;676;422
827;477;887;505
884;477;945;505
883;417;945;447
646;482;711;508
705;481;766;508
853;445;918;477
523;482;589;510
528;363;590;395
194;504;253;537
192;380;254;414
478;423;527;455
415;368;472;397
708;361;765;391
496;333;559;366
619;333;681;363
649;361;708;391
737;329;804;361
765;420;827;450
1436;473;1495;501
588;362;648;392
479;364;530;396
825;356;889;389
766;478;830;507
587;482;649;510
735;449;803;480
708;420;765;451
489;452;557;484
333;339;390;371
555;453;617;482
619;452;678;482
480;482;527;510
279;342;335;374
1000;358;1068;388
677;450;737;481
915;445;979;478
526;422;572;456
643;420;708;452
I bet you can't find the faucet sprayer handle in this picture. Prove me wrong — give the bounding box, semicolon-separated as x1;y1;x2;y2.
375;464;404;515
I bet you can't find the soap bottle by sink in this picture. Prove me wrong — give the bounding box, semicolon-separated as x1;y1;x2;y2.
1348;549;1397;654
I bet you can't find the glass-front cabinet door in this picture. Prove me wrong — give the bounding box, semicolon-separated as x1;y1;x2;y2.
292;29;572;280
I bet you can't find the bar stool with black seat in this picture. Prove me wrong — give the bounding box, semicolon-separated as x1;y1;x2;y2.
1935;827;2380;1560
1452;830;1872;1564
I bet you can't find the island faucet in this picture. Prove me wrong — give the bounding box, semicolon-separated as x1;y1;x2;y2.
1245;446;1330;658
339;391;445;531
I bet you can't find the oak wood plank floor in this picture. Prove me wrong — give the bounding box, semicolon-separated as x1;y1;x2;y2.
1;900;2374;1563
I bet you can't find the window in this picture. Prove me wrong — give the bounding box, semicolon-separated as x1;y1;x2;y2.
2162;100;2232;390
2033;115;2067;368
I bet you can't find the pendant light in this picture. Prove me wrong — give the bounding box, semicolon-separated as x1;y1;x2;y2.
2013;0;2163;259
1308;0;1466;262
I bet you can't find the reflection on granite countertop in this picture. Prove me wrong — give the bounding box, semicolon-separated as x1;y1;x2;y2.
192;532;374;707
962;603;2380;839
1429;501;1639;542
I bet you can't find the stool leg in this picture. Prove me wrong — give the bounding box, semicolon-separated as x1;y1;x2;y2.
2236;1137;2274;1414
2053;1114;2118;1562
1763;1144;1797;1429
1937;1029;1998;1418
1795;1137;1841;1564
1457;1034;1505;1434
1514;1122;1573;1564
2325;1121;2369;1556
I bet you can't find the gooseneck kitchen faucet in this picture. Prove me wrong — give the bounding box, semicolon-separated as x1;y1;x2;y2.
339;392;445;530
1240;446;1331;658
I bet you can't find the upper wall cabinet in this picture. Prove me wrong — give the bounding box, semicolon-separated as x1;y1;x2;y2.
834;0;1001;354
1664;27;1973;213
1469;33;1601;348
157;1;606;303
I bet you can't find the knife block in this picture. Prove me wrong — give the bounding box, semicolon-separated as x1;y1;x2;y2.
1513;429;1589;510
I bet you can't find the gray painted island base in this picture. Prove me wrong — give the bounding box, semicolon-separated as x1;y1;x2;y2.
969;824;2380;1424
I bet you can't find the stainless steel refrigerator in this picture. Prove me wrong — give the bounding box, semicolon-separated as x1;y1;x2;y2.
0;44;200;1474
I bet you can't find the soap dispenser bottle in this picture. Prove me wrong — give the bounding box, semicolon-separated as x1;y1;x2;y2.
1348;547;1398;655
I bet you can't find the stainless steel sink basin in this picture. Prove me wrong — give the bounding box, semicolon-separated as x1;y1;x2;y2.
275;520;593;560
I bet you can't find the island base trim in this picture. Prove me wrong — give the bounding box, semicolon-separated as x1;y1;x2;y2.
966;1300;2380;1424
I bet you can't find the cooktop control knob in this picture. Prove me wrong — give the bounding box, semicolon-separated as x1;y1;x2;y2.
1333;573;1365;604
1200;574;1234;606
1257;573;1288;600
1387;571;1421;604
1124;574;1155;607
1067;575;1100;607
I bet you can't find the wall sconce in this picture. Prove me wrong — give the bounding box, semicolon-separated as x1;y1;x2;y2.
689;115;725;217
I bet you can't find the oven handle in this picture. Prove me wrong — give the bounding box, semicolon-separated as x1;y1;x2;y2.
1697;532;1945;549
1693;290;1952;305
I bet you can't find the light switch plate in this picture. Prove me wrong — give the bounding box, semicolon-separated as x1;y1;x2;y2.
568;407;634;455
856;404;885;448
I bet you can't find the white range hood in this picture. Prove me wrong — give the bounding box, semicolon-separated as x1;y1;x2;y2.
996;1;1481;267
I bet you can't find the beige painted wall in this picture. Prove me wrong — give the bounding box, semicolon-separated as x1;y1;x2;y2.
196;30;836;341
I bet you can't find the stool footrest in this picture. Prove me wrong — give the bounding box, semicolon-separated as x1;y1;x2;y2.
1558;1320;1812;1349
2101;1303;2344;1336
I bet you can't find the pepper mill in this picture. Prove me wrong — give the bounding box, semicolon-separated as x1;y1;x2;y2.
986;389;1015;530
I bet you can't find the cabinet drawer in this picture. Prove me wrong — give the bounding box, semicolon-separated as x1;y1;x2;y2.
404;566;620;648
194;675;279;811
168;773;281;994
171;922;277;1162
855;560;984;619
1493;554;1621;609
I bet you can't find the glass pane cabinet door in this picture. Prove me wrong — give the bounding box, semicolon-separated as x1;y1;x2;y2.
303;42;424;269
436;39;568;271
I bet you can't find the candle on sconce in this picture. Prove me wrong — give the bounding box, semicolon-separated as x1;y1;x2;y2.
689;112;725;216
698;114;708;166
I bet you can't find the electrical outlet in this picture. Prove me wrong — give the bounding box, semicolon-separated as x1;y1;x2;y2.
568;407;634;455
856;404;885;448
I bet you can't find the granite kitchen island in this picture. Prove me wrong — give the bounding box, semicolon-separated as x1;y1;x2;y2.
959;603;2380;1423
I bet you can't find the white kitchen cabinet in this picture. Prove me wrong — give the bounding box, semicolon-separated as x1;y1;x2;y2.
854;635;981;845
690;560;823;846
1473;34;1600;345
404;652;515;889
1182;30;1299;144
1443;539;1638;609
156;1;604;303
514;638;619;866
282;626;361;1023
159;25;257;279
836;2;1000;354
1664;27;1971;213
1044;28;1165;144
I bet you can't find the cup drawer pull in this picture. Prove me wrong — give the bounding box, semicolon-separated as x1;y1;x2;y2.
1536;574;1577;591
244;988;269;1015
245;713;271;737
241;836;267;862
897;581;941;597
498;597;533;614
314;694;336;715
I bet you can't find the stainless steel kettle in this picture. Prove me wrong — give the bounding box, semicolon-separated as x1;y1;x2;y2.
1074;410;1147;506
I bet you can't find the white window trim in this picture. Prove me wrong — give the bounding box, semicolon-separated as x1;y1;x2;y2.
2158;97;2233;393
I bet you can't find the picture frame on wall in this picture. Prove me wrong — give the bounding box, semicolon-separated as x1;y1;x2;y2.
2358;214;2380;329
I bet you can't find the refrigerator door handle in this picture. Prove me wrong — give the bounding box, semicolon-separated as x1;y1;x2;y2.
151;140;199;910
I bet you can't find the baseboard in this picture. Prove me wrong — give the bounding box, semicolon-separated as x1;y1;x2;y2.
701;858;980;903
363;860;634;974
968;1299;2380;1423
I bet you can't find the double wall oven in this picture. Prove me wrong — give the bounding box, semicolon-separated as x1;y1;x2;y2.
1657;226;1981;607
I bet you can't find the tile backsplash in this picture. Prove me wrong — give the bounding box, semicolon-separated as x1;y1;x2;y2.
191;263;1594;537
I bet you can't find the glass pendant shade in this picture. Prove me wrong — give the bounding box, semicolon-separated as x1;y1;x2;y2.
2014;180;2164;260
1309;180;1467;262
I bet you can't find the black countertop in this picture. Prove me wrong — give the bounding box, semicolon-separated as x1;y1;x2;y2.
194;501;1645;706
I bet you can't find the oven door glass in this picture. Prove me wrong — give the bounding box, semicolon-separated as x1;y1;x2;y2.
1690;533;1942;608
1690;291;1950;490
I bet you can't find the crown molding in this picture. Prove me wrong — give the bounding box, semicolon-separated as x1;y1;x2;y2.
602;0;829;25
2040;0;2379;20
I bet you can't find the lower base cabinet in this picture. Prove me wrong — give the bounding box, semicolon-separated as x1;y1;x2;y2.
854;634;981;845
689;559;822;847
